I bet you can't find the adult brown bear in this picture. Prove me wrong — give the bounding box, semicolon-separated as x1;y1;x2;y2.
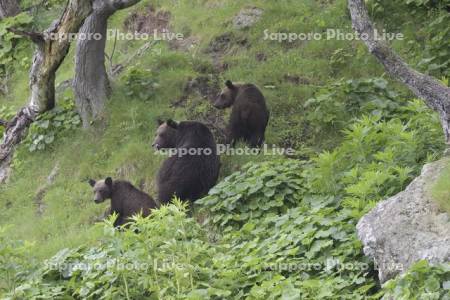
88;177;158;227
213;80;269;147
152;119;220;204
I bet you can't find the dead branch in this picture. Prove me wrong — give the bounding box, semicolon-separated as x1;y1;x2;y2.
7;27;44;44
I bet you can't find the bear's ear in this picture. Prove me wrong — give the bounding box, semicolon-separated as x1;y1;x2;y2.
88;179;96;187
166;119;179;129
157;118;164;125
105;177;113;187
225;80;234;89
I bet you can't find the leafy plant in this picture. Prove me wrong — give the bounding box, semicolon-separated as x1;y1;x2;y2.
197;159;306;230
0;13;33;76
382;260;450;300
123;67;159;102
0;105;15;136
24;100;81;152
418;12;450;78
0;226;33;294
304;78;402;137
307;99;444;218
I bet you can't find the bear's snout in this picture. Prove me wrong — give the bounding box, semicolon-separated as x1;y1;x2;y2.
213;101;224;109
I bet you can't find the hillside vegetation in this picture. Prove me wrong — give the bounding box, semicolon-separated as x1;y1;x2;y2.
1;0;449;298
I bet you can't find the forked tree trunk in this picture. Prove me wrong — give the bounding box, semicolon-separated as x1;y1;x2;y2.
73;0;140;127
0;0;20;19
348;0;450;143
0;0;92;183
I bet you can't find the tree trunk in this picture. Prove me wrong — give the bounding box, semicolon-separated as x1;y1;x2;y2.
0;0;92;183
0;0;20;19
73;0;140;128
348;0;450;143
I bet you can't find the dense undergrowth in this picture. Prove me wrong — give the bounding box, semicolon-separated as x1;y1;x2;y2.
1;0;450;298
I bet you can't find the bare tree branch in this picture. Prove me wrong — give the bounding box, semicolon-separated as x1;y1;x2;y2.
7;27;45;44
348;0;450;143
112;0;141;10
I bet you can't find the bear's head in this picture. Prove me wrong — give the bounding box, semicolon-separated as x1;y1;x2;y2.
152;119;179;150
88;177;113;203
213;80;238;109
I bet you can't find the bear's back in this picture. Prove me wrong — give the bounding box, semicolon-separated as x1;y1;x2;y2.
235;84;267;109
157;121;220;203
112;180;157;216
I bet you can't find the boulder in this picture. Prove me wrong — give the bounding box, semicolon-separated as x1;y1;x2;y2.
233;7;263;29
357;158;450;283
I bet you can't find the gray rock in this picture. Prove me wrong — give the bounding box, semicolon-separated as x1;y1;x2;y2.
357;159;450;283
233;7;263;29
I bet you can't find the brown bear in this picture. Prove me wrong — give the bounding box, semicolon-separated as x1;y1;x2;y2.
213;80;269;147
152;119;220;204
88;177;158;227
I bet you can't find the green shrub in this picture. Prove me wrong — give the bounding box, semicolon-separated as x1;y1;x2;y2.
24;100;81;152
382;260;450;300
6;201;218;299
418;12;450;78
0;13;33;72
5;193;379;299
0;105;15;136
304;78;403;140
0;227;33;294
123;67;159;102
307;99;444;218
197;159;307;230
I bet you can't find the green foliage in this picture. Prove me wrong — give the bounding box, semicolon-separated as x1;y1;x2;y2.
216;197;378;299
198;160;306;229
24;100;81;152
308;100;444;218
6;201;222;299
123;67;159;102
403;0;450;8
382;260;450;300
5;192;379;299
0;13;33;74
430;159;450;215
0;105;15;136
304;78;401;138
418;12;450;78
368;0;449;78
0;227;33;294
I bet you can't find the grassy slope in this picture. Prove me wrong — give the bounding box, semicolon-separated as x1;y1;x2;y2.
0;0;426;261
431;158;450;215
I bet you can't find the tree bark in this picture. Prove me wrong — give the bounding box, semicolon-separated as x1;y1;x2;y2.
73;0;140;127
0;0;92;183
348;0;450;143
0;0;20;19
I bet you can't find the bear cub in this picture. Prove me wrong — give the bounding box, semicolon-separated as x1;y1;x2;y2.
213;80;269;147
88;177;158;227
152;119;220;204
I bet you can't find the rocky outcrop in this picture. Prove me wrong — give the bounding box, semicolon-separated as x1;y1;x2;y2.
233;7;263;29
357;159;450;283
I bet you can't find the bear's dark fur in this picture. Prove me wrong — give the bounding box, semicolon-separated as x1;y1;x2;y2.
88;177;158;227
213;80;269;147
152;119;220;204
